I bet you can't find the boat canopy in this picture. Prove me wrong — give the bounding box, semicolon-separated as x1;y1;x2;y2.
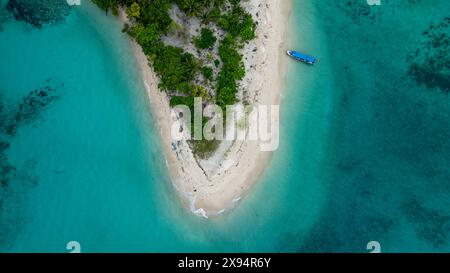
290;51;316;63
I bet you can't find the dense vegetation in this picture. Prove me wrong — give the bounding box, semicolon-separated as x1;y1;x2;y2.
193;28;216;49
92;0;256;158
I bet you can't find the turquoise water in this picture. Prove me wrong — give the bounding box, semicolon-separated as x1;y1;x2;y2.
296;0;450;252
0;0;449;252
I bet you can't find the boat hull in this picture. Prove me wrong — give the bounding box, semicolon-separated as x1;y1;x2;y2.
287;50;316;65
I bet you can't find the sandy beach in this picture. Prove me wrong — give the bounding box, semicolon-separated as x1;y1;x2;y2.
120;0;291;218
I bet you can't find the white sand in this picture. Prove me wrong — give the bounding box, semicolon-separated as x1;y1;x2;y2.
120;0;292;218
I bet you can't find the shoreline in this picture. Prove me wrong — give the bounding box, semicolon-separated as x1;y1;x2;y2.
120;0;291;218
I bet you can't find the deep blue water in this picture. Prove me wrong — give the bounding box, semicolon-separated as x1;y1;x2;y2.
0;0;449;252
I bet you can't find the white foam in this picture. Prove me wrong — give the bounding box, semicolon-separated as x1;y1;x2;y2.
189;195;209;219
143;80;151;92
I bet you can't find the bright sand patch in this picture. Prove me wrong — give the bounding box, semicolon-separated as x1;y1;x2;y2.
120;0;291;218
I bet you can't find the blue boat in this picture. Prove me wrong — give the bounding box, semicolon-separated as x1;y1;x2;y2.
286;50;316;65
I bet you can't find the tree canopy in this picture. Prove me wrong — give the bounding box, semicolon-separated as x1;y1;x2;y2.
193;28;217;50
93;0;257;157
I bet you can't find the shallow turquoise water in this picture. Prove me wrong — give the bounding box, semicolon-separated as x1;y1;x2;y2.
0;0;449;252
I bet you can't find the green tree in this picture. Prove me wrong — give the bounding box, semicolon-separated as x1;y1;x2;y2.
176;0;203;17
129;23;161;56
202;66;213;81
127;2;141;18
192;85;211;101
193;28;217;50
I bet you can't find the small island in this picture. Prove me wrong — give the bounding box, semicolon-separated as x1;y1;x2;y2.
93;0;290;217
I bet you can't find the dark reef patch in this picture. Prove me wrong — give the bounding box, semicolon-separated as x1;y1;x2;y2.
6;0;71;29
0;5;12;32
407;17;450;94
335;0;387;26
4;77;64;136
401;199;450;248
1;77;63;186
0;78;64;249
299;158;398;253
335;0;426;26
